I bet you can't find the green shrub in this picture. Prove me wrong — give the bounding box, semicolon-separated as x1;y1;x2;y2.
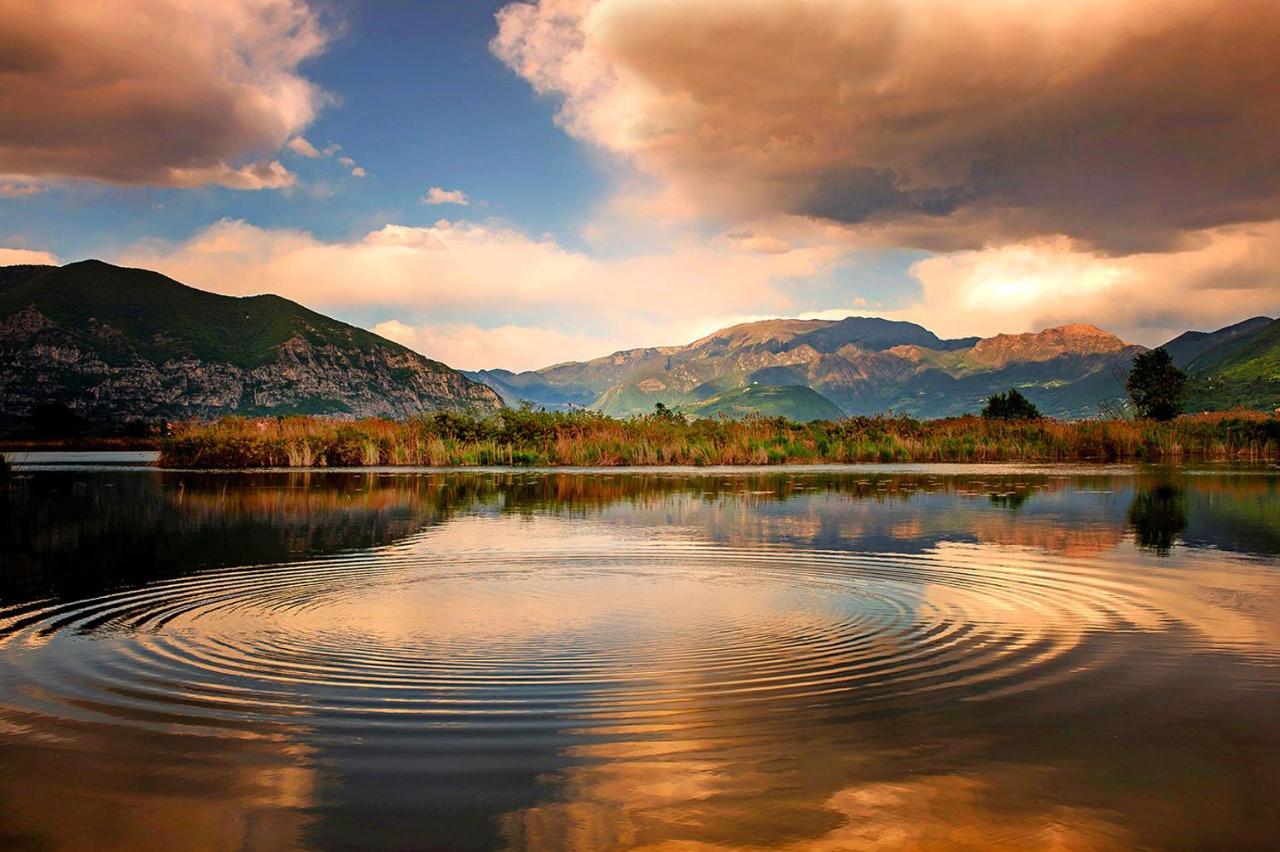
982;388;1042;420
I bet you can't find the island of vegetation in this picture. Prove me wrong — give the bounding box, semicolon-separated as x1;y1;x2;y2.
156;407;1277;468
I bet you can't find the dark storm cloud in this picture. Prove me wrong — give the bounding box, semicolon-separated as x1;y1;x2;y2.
496;0;1280;252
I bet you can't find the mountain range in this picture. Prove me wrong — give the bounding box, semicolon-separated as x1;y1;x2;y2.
468;315;1280;420
2;260;1277;424
0;260;501;424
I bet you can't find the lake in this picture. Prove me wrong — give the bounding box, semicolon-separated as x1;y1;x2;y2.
2;456;1278;850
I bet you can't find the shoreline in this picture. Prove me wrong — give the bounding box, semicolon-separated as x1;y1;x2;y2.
0;437;161;452
9;452;1279;476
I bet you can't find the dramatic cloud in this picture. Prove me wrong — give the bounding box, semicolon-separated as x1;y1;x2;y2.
118;218;847;369
0;0;331;190
423;187;471;206
494;0;1280;252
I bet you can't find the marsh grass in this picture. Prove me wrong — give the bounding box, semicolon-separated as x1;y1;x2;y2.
159;409;1280;468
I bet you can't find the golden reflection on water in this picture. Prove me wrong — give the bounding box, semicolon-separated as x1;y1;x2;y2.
1;467;1279;850
0;722;317;850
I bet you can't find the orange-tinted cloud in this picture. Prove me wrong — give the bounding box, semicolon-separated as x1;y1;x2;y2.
882;225;1280;343
0;0;331;190
117;218;848;369
108;211;1280;369
494;0;1280;252
374;319;617;371
0;247;57;266
286;137;322;158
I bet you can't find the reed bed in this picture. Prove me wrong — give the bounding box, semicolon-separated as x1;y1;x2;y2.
159;409;1280;468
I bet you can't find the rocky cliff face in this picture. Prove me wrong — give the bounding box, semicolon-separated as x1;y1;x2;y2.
1;261;502;422
968;325;1129;368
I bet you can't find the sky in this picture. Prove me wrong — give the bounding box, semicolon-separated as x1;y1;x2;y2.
3;0;1280;371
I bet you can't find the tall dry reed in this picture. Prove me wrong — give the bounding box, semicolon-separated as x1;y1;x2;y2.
159;409;1280;469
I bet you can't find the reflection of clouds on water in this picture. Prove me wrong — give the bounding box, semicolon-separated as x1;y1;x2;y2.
750;773;1133;852
0;715;317;850
490;529;1279;851
503;767;1137;852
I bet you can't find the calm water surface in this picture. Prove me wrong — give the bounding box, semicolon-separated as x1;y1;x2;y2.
2;457;1278;850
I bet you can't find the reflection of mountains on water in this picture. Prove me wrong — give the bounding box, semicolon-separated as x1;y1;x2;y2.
5;469;1279;607
2;472;463;604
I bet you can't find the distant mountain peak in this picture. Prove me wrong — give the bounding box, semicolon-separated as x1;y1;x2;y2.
969;324;1130;368
689;318;827;351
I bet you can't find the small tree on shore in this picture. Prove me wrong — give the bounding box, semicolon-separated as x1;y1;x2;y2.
651;401;684;423
1126;348;1186;421
982;388;1041;420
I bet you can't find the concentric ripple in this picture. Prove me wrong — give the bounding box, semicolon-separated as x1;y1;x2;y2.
0;523;1217;750
6;470;1280;849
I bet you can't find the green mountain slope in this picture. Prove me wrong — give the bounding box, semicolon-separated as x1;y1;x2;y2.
1164;316;1274;368
1184;318;1280;411
680;385;845;422
1;260;503;422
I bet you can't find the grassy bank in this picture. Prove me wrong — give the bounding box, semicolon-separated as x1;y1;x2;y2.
158;409;1280;468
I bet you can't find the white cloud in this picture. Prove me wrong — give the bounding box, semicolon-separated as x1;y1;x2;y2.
112;210;1280;370
286;137;321;158
334;155;366;177
423;187;470;206
116;217;849;368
